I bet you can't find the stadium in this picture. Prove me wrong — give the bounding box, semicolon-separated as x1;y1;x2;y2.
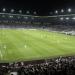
0;1;75;75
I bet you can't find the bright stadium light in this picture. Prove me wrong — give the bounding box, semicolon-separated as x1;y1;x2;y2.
72;17;75;20
60;17;64;20
55;10;58;14
9;15;13;18
33;11;37;15
26;11;30;14
19;10;22;14
66;17;69;20
3;8;6;12
61;9;64;13
68;8;71;12
11;9;14;13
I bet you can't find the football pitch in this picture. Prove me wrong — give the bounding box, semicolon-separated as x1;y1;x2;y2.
0;29;75;63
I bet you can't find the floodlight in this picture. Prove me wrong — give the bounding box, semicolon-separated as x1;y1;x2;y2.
11;9;14;13
55;10;58;14
61;9;64;13
60;17;64;20
33;11;37;15
19;10;22;14
3;8;6;12
66;17;69;20
26;11;30;14
9;15;13;18
72;17;75;20
68;8;71;12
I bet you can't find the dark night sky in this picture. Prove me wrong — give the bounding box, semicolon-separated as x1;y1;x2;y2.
0;0;75;15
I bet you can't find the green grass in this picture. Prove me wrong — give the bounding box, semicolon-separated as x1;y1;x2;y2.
0;29;75;63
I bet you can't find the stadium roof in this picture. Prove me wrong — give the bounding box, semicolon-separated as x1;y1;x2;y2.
0;0;75;15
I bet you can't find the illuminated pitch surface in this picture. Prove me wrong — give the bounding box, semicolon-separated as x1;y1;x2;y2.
0;29;75;62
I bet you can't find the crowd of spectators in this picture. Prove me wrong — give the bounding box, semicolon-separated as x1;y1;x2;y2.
0;56;75;75
0;22;75;32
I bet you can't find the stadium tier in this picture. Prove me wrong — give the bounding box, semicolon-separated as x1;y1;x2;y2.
0;13;75;30
0;56;75;75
